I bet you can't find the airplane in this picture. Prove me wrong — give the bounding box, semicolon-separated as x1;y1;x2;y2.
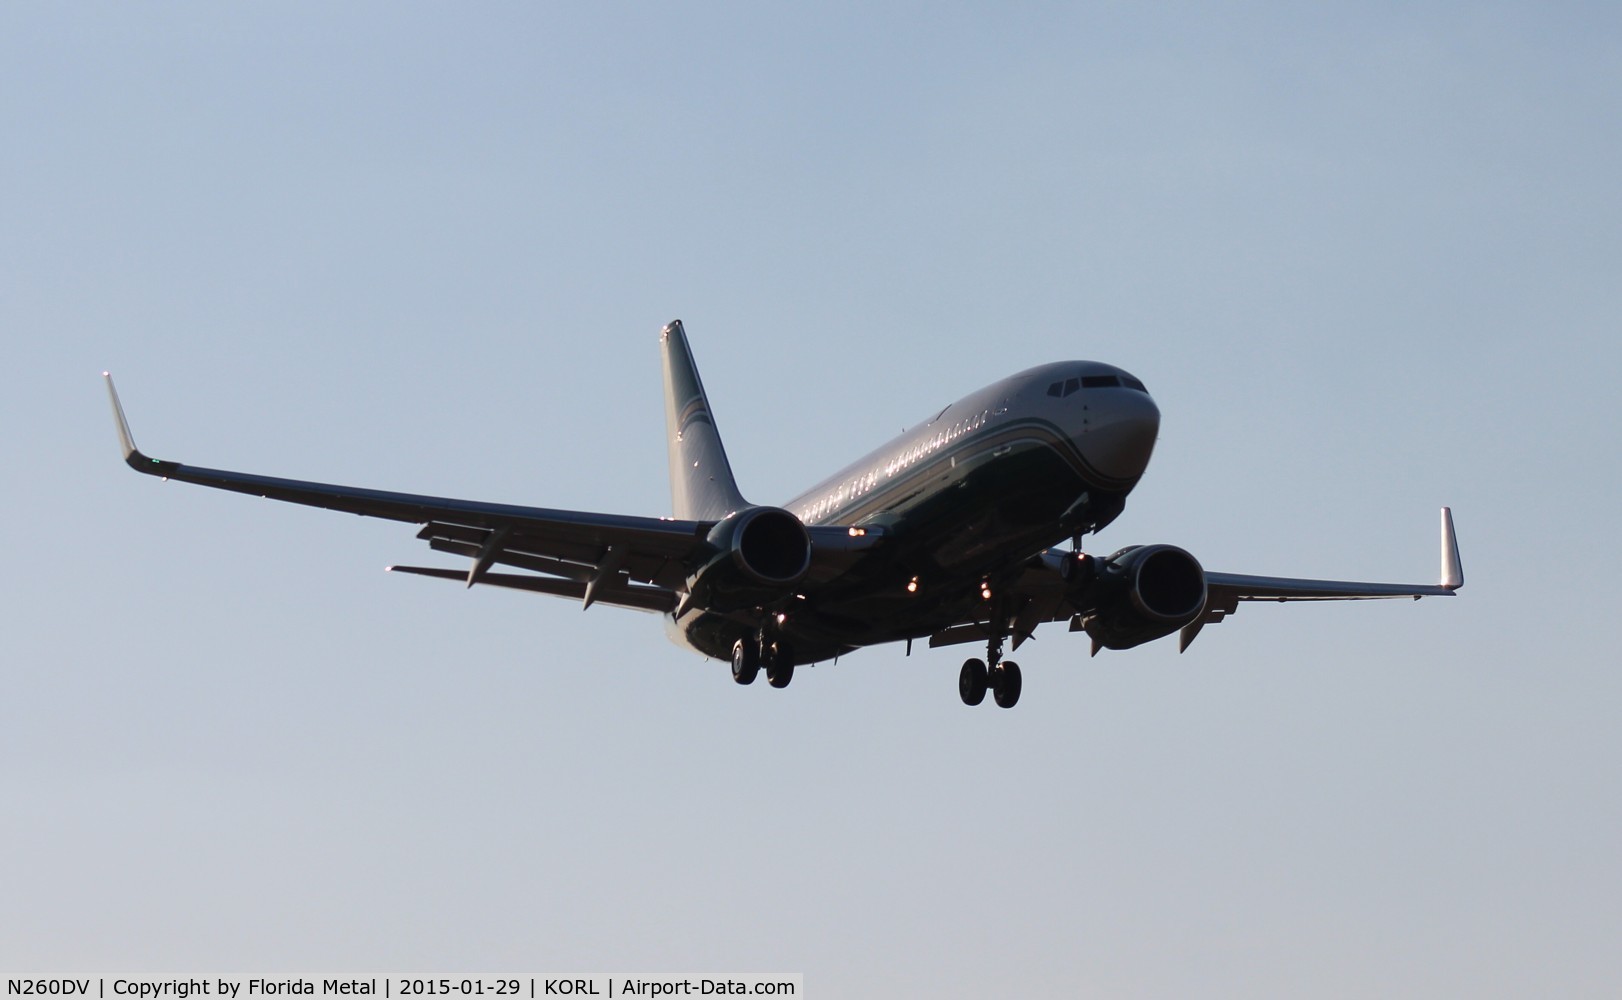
105;319;1462;708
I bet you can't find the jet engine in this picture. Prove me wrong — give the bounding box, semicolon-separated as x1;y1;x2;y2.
1078;544;1208;650
685;506;813;612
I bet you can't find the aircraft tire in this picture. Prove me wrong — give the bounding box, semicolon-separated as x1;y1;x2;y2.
992;661;1022;708
959;658;988;706
731;639;759;685
762;640;794;688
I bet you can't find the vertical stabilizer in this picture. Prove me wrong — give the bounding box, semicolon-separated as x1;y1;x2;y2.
662;320;749;520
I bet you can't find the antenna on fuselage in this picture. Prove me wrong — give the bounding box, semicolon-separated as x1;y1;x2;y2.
1060;491;1094;553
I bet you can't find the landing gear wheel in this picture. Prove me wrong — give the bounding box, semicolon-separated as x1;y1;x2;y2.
959;658;988;706
731;639;759;685
992;661;1022;708
765;642;794;688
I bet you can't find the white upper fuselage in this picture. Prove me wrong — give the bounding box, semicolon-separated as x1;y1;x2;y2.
785;361;1162;527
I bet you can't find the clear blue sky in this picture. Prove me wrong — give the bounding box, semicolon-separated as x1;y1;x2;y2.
4;3;1619;996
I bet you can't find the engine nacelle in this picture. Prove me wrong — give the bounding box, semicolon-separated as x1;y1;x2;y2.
1079;543;1208;651
685;506;813;612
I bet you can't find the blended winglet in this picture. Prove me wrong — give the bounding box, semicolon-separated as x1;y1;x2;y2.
1440;506;1463;591
104;372;139;461
104;373;178;476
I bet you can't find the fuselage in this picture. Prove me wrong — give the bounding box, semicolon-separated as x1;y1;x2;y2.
669;361;1162;664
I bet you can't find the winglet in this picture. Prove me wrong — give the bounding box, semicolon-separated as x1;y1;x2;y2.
104;373;140;461
104;374;179;476
1440;506;1463;591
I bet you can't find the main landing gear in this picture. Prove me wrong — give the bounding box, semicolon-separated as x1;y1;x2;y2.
959;658;1022;708
959;628;1021;708
732;636;794;689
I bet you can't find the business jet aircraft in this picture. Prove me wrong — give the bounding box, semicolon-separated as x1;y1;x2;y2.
106;320;1462;708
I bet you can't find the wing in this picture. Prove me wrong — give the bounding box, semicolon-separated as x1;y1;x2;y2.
105;374;701;612
927;508;1463;654
1186;507;1463;649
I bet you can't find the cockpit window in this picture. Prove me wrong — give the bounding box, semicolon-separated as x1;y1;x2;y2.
1047;373;1147;396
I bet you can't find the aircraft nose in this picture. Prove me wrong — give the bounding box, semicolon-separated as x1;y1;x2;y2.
1082;387;1160;483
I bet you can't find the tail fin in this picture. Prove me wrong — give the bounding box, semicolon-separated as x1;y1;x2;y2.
661;320;749;520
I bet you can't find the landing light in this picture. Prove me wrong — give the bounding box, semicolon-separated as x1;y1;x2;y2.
980;582;993;600
848;527;866;537
906;577;919;593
